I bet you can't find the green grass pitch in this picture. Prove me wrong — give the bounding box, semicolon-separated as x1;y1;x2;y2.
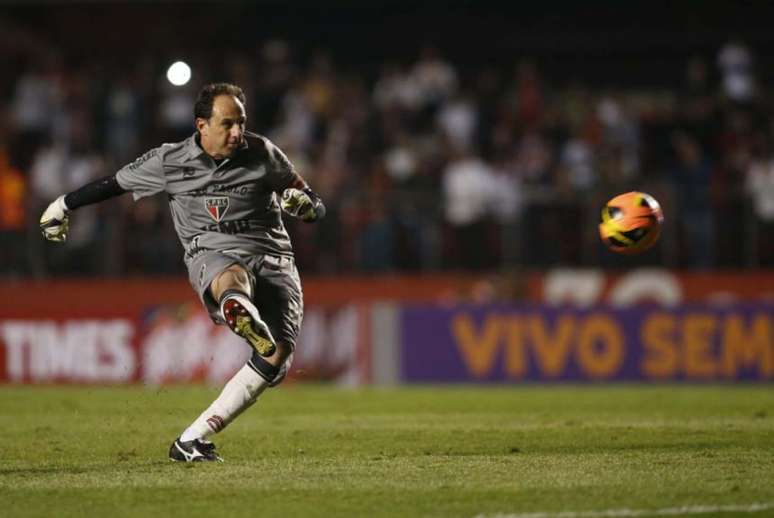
1;384;773;517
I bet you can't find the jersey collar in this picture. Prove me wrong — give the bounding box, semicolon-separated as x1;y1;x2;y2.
185;133;208;162
185;133;249;162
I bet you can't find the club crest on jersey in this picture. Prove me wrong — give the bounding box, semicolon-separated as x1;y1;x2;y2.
205;197;229;222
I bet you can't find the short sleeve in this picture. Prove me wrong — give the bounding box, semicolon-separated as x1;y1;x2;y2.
263;138;299;191
115;146;167;201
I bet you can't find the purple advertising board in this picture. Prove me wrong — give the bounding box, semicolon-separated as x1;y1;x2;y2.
400;305;774;382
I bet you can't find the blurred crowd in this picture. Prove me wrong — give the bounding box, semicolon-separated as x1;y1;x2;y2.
2;35;774;278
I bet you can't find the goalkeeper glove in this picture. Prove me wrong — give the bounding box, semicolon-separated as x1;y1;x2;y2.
40;195;70;242
280;187;326;222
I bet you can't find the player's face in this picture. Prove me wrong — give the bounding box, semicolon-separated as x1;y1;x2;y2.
198;94;246;159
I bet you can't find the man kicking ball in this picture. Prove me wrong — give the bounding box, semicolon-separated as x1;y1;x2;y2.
40;82;325;462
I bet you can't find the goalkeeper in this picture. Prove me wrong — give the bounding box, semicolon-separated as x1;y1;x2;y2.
40;82;325;463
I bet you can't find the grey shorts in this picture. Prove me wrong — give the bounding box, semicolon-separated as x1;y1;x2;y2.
188;251;304;349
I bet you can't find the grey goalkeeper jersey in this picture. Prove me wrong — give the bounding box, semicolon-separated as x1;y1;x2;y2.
115;132;298;268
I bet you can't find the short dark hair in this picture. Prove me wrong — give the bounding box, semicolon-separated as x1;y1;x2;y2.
193;83;246;121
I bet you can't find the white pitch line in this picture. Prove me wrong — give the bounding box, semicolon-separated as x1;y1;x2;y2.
473;502;774;518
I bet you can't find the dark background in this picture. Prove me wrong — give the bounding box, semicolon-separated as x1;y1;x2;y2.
4;1;774;87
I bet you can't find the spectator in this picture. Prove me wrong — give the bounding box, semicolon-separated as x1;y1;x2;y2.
412;45;458;114
104;76;143;165
717;39;755;104
442;145;499;270
0;146;26;276
514;60;544;130
597;94;640;181
559;124;597;192
359;200;395;272
437;89;478;152
515;131;553;186
670;131;715;268
745;135;774;264
679;56;716;134
10;59;63;169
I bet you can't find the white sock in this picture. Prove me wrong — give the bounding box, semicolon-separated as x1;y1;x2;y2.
179;364;269;442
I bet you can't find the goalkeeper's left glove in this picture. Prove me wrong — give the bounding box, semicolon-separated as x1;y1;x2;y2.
280;187;326;222
40;195;70;242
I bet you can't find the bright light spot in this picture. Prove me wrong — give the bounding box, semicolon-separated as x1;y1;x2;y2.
166;61;191;86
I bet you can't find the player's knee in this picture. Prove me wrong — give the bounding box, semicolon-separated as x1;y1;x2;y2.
274;341;293;363
269;349;294;387
248;342;293;387
211;264;251;300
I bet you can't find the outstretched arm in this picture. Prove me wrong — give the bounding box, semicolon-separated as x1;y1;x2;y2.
40;175;127;242
40;144;166;242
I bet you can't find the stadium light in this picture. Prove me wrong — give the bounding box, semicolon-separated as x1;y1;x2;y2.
166;61;191;86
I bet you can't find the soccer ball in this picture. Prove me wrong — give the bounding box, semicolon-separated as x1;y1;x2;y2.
599;191;663;255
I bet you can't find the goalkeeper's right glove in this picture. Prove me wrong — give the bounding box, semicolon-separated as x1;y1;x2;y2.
40;195;70;242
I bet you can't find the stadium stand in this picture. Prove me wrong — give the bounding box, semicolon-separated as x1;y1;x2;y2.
2;2;774;277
